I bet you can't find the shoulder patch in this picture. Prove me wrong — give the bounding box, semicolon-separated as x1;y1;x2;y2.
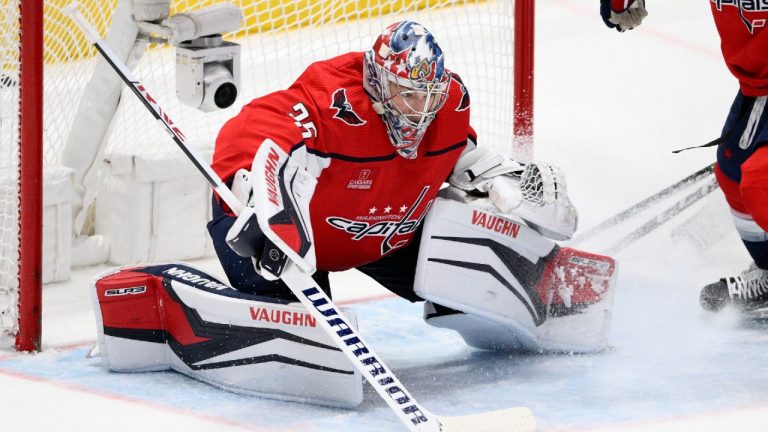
449;72;470;112
330;88;367;126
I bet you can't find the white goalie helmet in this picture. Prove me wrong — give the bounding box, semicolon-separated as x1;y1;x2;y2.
363;21;451;159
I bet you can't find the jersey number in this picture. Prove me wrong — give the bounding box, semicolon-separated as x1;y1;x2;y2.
288;103;317;139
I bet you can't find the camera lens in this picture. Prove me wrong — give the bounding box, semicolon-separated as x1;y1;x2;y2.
214;82;238;109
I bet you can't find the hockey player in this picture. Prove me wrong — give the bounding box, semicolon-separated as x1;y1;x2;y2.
208;20;579;303
88;21;616;406
602;0;768;313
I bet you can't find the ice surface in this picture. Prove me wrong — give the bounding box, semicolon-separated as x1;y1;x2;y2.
2;1;766;431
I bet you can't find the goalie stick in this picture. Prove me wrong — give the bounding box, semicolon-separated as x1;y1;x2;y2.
63;4;536;431
571;163;715;245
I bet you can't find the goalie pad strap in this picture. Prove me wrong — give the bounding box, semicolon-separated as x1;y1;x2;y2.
450;146;524;192
464;153;505;181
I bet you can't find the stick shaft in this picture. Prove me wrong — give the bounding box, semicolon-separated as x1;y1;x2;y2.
282;270;442;431
572;164;714;244
601;176;720;255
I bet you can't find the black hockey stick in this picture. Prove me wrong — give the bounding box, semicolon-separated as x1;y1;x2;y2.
601;175;720;255
63;3;535;431
671;136;724;154
571;163;715;244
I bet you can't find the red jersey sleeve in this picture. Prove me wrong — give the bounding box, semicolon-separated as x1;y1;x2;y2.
710;3;768;96
212;83;319;186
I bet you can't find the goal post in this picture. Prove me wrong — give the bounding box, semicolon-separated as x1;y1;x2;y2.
514;0;534;162
1;0;534;351
17;0;44;353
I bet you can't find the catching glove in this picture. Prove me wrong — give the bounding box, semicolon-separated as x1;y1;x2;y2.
450;146;578;240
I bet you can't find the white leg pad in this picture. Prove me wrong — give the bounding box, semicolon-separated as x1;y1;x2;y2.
91;263;362;408
416;198;618;353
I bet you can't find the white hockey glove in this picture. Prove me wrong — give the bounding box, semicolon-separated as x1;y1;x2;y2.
449;146;526;211
510;162;578;241
225;140;318;279
449;146;578;240
601;0;647;32
225;170;285;279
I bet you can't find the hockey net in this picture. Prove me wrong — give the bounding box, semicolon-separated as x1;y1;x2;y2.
0;0;532;350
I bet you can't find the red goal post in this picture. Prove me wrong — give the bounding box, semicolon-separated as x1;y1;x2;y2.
1;0;534;352
15;0;44;352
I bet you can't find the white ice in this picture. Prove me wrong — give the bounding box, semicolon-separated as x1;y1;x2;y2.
2;0;767;431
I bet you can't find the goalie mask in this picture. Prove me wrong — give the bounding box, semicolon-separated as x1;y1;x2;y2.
363;21;450;159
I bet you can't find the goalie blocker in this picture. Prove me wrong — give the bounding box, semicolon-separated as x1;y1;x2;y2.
415;196;618;353
90;263;362;408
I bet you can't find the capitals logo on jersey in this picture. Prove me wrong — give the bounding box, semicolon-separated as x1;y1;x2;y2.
712;0;768;33
330;88;366;126
326;186;433;255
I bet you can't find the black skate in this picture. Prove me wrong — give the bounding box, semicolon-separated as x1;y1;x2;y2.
700;265;768;315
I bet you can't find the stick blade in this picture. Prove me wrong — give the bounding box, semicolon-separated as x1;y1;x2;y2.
438;407;537;432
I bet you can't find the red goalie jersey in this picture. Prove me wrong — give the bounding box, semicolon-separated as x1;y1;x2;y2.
710;1;768;96
213;52;473;271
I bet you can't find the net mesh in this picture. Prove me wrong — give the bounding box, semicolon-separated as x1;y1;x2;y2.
1;0;112;340
520;162;569;206
106;0;515;159
0;0;22;335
